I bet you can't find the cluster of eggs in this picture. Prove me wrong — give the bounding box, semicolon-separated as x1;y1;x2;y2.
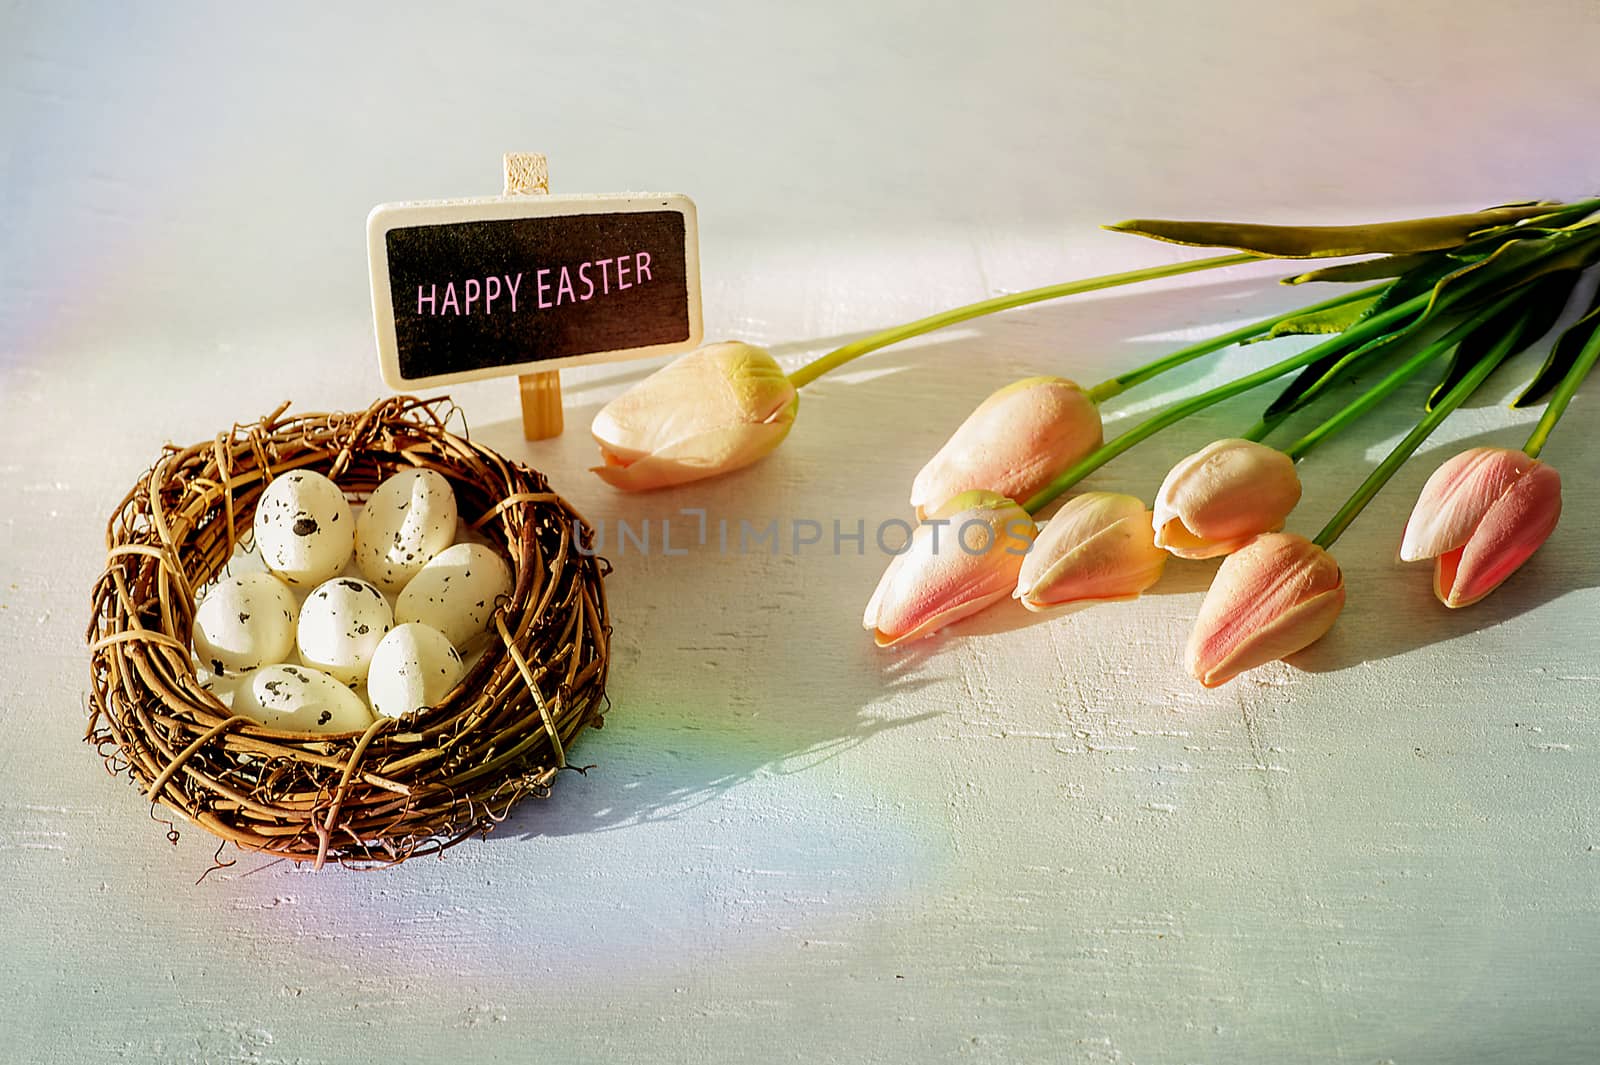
192;468;513;733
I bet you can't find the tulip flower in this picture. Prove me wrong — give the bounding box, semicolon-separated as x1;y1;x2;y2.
1014;492;1167;612
1185;532;1345;687
590;341;799;491
1152;438;1302;559
1398;447;1562;608
909;377;1102;520
864;491;1036;647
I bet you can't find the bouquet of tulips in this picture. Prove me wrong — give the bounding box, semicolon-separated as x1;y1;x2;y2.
587;198;1600;687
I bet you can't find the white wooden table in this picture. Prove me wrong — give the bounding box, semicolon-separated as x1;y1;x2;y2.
4;4;1598;1062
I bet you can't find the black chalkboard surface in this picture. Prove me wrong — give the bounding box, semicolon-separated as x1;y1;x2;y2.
368;194;702;388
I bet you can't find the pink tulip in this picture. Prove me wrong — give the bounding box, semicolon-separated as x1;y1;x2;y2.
909;377;1102;519
1014;492;1168;611
1153;438;1302;559
590;341;799;491
1398;447;1562;608
864;491;1036;647
1185;532;1345;688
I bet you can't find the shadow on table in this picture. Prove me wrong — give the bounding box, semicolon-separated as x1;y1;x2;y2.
459;269;1598;837
467;399;950;841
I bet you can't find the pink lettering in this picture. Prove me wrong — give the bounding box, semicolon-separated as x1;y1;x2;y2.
536;268;552;309
464;278;480;315
484;275;501;312
440;282;460;315
556;266;576;305
416;284;436;315
635;251;652;283
616;255;632;290
578;263;594;300
505;273;522;312
595;258;614;294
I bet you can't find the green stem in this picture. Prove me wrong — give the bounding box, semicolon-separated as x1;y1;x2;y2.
1286;289;1526;461
785;252;1257;389
1082;285;1385;403
1523;325;1600;459
1020;288;1437;514
1312;313;1530;549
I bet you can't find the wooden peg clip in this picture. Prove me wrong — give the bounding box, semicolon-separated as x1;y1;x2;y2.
504;152;563;440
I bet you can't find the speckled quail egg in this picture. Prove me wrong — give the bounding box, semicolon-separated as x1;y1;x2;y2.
192;571;298;676
366;622;464;720
252;470;354;587
295;577;394;684
234;664;375;733
354;468;459;593
394;542;512;648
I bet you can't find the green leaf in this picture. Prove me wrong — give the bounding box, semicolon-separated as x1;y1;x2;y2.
1258;239;1552;420
1242;294;1383;344
1426;272;1581;410
1102;203;1565;259
1512;284;1600;408
1363;253;1471;321
1283;253;1437;285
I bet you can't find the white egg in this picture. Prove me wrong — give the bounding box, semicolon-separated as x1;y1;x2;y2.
192;571;298;676
234;664;375;733
354;468;459;593
366;623;465;720
252;469;355;588
295;577;394;684
395;542;513;648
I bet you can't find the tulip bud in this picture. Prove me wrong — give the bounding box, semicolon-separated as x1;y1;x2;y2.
1152;439;1302;559
1185;532;1345;688
864;491;1036;647
909;377;1102;519
1398;447;1562;608
590;341;799;491
1014;492;1167;612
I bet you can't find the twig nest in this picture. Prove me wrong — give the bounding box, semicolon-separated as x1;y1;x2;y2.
85;397;612;869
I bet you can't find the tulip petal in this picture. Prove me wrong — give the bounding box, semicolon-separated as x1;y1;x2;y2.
865;495;1034;646
590;341;798;491
1153;518;1260;561
1399;447;1539;562
1189;585;1346;688
589;418;796;491
1152;440;1301;559
1017;493;1167;611
909;377;1102;518
1185;533;1345;688
1437;461;1561;607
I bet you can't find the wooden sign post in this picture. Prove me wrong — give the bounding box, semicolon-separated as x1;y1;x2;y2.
366;153;703;440
503;153;563;438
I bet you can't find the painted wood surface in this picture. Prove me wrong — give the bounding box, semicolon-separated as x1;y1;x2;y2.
3;3;1598;1062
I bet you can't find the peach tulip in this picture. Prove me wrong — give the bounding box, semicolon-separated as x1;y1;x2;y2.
1185;532;1345;688
590;341;799;491
1014;492;1168;611
1153;438;1302;559
864;491;1036;647
909;377;1102;519
1398;447;1562;608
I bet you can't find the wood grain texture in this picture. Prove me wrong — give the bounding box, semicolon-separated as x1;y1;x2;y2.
506;153;564;440
4;4;1599;1064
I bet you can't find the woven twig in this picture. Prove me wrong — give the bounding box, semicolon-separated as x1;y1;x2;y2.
85;396;611;869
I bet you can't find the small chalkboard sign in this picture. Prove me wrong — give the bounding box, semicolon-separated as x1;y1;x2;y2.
367;192;703;390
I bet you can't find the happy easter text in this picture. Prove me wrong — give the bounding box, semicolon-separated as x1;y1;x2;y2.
413;251;654;317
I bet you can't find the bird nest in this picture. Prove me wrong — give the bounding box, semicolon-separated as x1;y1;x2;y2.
85;396;611;870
